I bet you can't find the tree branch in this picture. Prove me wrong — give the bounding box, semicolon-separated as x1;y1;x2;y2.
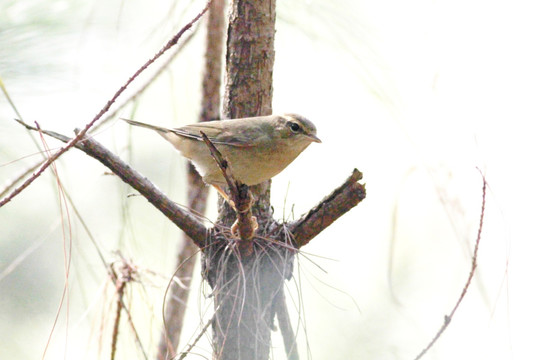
76;132;208;247
16;120;208;247
91;21;201;134
290;169;366;248
0;0;211;208
413;172;487;360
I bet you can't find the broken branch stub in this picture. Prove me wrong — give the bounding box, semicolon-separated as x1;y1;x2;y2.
290;168;366;248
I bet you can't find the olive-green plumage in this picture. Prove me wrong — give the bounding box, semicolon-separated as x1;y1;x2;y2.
123;114;320;186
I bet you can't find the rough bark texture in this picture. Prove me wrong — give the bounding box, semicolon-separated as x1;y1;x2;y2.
206;0;283;359
221;0;275;120
217;0;276;229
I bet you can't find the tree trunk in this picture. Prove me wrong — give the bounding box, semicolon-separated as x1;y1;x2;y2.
222;0;275;119
203;1;293;359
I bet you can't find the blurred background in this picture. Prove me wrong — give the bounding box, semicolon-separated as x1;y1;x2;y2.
1;0;539;359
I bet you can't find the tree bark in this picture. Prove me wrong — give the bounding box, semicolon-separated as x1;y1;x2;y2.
205;0;283;359
222;0;275;119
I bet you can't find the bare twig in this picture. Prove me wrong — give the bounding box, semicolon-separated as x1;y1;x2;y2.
0;160;42;198
74;131;209;247
110;263;130;360
413;173;487;360
177;315;214;360
0;0;212;208
290;168;366;248
199;132;238;203
108;255;149;360
200;131;256;255
91;21;201;134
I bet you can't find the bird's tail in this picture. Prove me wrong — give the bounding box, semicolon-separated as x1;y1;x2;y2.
121;118;171;133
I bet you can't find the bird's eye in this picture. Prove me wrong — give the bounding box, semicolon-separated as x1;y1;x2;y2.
288;122;300;132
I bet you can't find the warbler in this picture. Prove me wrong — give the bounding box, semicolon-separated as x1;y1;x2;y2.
123;113;320;193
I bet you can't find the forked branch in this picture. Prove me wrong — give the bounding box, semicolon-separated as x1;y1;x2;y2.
15;120;208;247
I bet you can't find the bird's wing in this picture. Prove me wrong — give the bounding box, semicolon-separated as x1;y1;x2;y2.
172;119;271;148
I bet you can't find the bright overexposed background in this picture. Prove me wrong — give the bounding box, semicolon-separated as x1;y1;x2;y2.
1;0;539;359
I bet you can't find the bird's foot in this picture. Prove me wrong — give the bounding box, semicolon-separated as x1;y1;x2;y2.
231;216;259;239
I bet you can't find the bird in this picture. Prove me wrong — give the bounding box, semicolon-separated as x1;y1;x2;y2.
122;113;321;197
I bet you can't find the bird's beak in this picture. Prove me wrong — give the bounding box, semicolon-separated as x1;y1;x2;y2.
307;134;322;143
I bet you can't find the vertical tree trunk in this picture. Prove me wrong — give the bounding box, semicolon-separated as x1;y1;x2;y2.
217;0;275;229
204;1;295;360
222;0;275;119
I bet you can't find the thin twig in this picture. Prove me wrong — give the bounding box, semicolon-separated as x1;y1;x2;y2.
199;131;256;254
413;173;487;360
176;315;214;360
36;123;73;360
199;131;238;200
91;21;201;134
110;266;127;360
74;131;209;247
0;160;42;198
0;0;212;208
108;254;149;360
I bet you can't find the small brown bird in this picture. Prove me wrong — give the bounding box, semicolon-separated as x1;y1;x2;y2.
123;114;321;193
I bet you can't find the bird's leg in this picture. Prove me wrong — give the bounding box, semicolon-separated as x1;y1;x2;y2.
212;185;258;240
217;188;257;239
231;216;259;239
